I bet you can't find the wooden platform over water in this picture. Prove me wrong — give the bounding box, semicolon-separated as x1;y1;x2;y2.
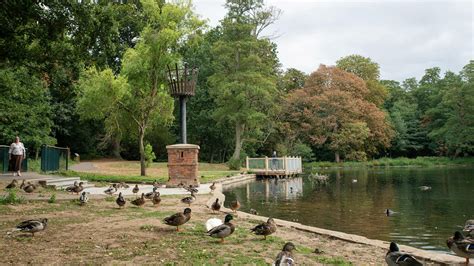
246;156;302;178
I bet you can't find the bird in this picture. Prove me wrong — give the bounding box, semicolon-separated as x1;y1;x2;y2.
249;208;259;215
152;192;161;206
6;179;18;189
104;184;118;195
23;182;37;193
251;217;277;240
211;198;221;213
79;191;89;205
65;181;78;193
207;214;235;243
163;208;192;231
116;192;126;208
205;218;223;231
385;209;396;217
131;193;145;207
230;200;241;213
19;179;25;189
209;182;216;192
181;192;196;206
153;180;160;189
183;184;198;194
464;220;474;236
119;182;129;189
352;179;358;183
132;184;139;195
67;182;83;194
446;231;474;265
144;187;158;200
419;186;432;191
385;242;422;266
13;218;48;237
274;242;296;266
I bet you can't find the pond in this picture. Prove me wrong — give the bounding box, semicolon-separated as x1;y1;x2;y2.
223;166;474;253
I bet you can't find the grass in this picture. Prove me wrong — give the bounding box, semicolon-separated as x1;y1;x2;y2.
0;189;25;205
306;156;474;169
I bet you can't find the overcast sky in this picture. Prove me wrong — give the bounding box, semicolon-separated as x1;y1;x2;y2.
192;0;473;82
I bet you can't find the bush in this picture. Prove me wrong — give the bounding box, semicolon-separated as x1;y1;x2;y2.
227;158;241;170
0;189;25;205
144;143;156;168
48;193;56;203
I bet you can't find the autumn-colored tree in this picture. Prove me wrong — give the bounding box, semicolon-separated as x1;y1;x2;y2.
283;65;393;162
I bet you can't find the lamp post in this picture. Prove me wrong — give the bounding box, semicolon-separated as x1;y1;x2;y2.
166;63;198;144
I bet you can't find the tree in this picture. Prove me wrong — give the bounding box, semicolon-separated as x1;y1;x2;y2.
277;68;307;92
209;0;280;162
283;65;393;162
77;0;203;175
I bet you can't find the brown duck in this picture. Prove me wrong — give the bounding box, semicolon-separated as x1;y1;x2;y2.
163;208;192;231
132;184;139;195
19;179;25;189
230;200;241;213
209;182;216;192
152;192;161;206
116;192;126;208
6;179;18;189
131;193;145;207
211;198;221;213
251;217;277;240
71;182;84;194
23;182;37;193
181;192;196;206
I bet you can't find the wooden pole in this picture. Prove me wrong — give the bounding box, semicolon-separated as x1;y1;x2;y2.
246;156;249;171
265;156;268;175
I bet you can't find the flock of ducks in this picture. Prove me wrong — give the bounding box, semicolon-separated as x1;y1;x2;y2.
5;178;474;265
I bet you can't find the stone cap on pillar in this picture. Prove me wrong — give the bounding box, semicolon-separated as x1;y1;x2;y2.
166;144;200;150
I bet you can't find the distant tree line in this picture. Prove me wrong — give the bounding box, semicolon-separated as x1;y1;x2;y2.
1;0;472;169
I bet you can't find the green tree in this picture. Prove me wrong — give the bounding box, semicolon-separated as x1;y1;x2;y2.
277;68;307;92
209;0;280;161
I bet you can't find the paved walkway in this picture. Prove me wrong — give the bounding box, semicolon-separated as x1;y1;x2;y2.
0;172;58;181
83;184;211;196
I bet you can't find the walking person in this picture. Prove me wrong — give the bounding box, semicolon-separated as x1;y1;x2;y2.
9;136;26;177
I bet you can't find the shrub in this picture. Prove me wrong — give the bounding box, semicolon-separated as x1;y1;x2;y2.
48;193;56;203
144;143;156;168
227;158;241;170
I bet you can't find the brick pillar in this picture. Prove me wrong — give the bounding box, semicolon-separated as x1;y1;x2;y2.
166;144;200;188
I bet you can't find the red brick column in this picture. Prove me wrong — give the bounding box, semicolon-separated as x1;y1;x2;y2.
166;144;200;187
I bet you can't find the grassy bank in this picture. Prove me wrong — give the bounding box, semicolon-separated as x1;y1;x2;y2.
306;156;474;169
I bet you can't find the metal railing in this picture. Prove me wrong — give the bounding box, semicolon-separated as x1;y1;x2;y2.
41;145;69;172
0;145;28;173
246;156;302;175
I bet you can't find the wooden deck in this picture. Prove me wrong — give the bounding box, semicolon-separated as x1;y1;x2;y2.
246;156;302;178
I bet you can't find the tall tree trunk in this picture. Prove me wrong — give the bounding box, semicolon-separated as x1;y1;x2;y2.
139;126;146;176
112;137;122;159
231;123;245;160
335;152;340;163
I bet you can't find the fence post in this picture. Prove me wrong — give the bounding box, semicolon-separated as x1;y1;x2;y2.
246;156;249;170
66;147;70;171
265;156;269;174
283;156;287;174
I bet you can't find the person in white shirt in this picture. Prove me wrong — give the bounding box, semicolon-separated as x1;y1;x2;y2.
9;136;26;177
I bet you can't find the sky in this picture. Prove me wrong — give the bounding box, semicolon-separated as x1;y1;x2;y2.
192;0;473;82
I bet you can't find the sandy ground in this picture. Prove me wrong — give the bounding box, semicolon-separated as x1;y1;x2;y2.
0;181;390;265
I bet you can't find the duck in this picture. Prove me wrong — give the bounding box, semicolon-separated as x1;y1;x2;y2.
163;208;192;231
352;179;358;183
120;182;130;189
131;193;145;207
19;179;25;189
13;218;48;237
6;179;18;189
116;192;126;208
132;184;139;195
152;192;161;206
104;184;118;195
209;182;216;192
79;191;89;205
65;181;78;193
385;209;396;217
249;208;259;215
447;231;474;264
385;242;422;266
153;180;160;189
464;220;474;236
69;182;84;194
419;186;432;191
207;214;235;243
184;185;198;194
145;187;158;200
211;198;221;213
23;182;37;193
230;200;241;213
274;242;296;266
251;217;277;240
181;192;196;206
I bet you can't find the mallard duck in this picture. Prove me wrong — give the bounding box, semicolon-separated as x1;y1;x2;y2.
104;184;118;195
447;231;474;264
152;192;161;206
132;184;139;195
419;186;432;191
209;182;216;192
19;179;25;189
211;198;221;213
145;187;158;200
181;192;196;206
464;220;474;236
385;242;422;266
250;208;259;215
163;208;192;231
68;182;83;194
131;193;145;207
120;182;130;189
65;181;78;193
274;242;296;266
251;217;277;240
207;214;235;243
6;179;18;189
230;200;241;213
79;191;89;205
14;218;48;237
184;185;198;194
153;180;160;188
385;209;396;217
23;182;37;193
116;192;126;208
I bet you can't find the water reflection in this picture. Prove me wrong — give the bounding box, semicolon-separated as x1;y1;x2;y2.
223;166;474;252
